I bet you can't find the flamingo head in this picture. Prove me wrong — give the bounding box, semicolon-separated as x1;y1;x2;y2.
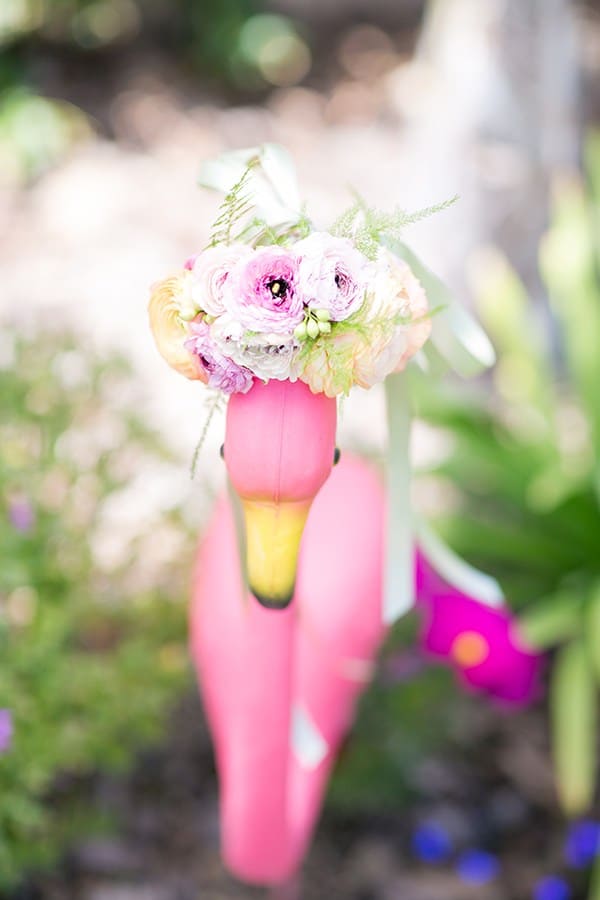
223;378;337;609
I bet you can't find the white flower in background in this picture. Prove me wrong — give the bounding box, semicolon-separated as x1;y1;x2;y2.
212;314;299;382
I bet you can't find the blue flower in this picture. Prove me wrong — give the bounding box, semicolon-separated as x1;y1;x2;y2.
533;876;571;900
411;822;452;864
456;850;500;884
564;820;600;868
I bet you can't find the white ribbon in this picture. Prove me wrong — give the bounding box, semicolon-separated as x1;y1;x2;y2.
291;704;328;770
384;372;415;623
388;238;496;377
198;143;302;229
415;516;504;608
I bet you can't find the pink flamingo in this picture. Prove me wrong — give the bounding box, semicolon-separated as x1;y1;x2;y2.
190;377;543;886
191;377;387;884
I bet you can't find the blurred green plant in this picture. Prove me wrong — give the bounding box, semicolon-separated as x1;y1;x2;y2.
409;135;600;832
0;0;310;95
0;326;192;889
0;86;90;185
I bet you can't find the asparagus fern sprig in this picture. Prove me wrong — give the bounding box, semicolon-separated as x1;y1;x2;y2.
331;193;458;259
208;157;260;248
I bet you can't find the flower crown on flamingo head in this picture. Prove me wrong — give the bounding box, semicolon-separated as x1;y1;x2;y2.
148;145;464;398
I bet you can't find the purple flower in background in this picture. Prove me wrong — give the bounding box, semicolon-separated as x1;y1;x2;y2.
411;822;452;864
185;321;254;395
533;876;572;900
564;820;600;868
225;247;303;333
0;709;13;753
415;552;543;706
8;496;35;533
456;850;500;884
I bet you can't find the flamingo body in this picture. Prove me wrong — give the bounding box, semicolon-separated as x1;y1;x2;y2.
191;454;386;883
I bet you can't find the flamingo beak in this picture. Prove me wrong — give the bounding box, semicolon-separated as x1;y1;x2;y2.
242;498;311;609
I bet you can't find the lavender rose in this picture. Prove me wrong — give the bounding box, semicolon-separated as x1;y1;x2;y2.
185;320;254;394
224;247;303;333
295;232;372;321
190;244;251;317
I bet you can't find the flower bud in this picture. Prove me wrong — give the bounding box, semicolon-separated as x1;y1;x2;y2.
318;320;332;334
294;321;308;340
307;318;320;339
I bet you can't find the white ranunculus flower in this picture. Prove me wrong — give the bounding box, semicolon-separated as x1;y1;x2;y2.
190;244;251;317
363;249;431;375
211;314;299;382
297;250;431;395
294;232;373;321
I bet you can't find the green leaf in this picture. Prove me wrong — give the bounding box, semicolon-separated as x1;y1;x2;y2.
540;177;600;468
519;591;583;649
589;846;600;900
585;581;600;680
551;639;597;816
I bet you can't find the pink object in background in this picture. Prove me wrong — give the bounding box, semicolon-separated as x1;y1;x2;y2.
415;555;543;706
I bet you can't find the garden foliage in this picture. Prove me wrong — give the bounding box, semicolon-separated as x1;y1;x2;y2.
0;329;191;888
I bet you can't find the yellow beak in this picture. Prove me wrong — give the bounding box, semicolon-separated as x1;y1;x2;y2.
242;499;311;609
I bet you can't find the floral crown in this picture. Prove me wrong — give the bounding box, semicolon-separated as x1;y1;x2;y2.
148;145;468;399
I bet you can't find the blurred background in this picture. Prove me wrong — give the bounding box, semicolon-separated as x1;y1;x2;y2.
2;0;600;898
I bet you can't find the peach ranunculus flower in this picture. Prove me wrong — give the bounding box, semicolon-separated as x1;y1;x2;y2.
148;272;208;381
295;250;431;397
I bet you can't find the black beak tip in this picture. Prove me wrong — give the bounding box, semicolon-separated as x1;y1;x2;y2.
251;587;295;610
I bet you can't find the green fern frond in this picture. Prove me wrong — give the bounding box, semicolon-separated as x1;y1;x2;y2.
190;390;227;478
236;209;313;248
209;157;260;247
331;193;458;259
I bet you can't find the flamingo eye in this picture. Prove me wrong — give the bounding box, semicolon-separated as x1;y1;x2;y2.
333;447;341;465
219;444;225;459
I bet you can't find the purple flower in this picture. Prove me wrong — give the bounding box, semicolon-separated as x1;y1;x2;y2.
564;820;600;868
0;709;13;753
411;822;452;863
533;876;572;900
8;496;35;533
224;247;303;333
185;321;254;395
456;850;500;884
295;232;371;321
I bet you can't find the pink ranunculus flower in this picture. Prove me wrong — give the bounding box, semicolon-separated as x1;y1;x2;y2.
295;232;372;321
415;552;544;706
224;247;303;334
191;244;251;317
185;320;254;394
